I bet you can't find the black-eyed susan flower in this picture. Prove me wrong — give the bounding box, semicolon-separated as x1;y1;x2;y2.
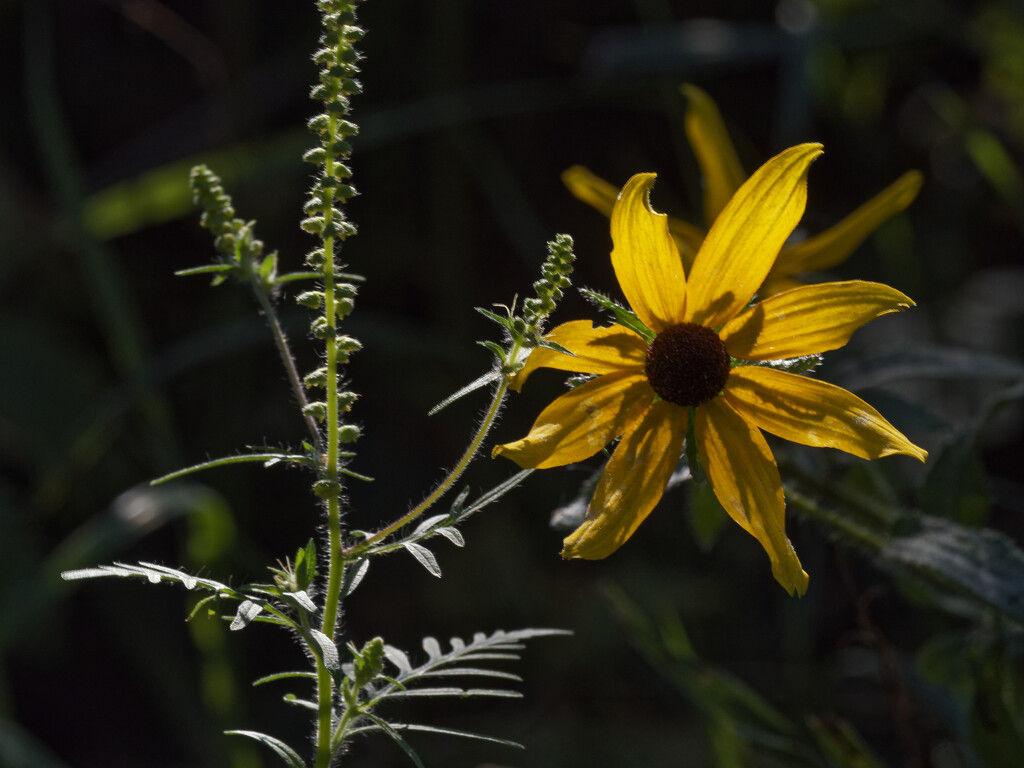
563;84;923;297
494;144;927;596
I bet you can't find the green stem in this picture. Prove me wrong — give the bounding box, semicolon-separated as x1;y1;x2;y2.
251;277;325;455
316;106;344;764
345;372;511;557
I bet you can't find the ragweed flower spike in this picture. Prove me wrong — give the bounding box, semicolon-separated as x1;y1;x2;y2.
495;144;927;596
562;83;924;296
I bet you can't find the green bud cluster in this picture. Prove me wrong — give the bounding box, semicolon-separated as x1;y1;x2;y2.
523;234;575;342
300;0;366;472
189;165;265;277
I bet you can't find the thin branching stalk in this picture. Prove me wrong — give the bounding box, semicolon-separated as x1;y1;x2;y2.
346;371;514;556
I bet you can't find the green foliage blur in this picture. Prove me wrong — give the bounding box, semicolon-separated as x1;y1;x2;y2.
2;0;1023;766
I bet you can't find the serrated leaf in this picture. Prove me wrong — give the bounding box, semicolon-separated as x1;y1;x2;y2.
230;600;264;630
435;527;465;547
309;629;340;673
579;287;654;342
403;543;442;578
226;731;307;768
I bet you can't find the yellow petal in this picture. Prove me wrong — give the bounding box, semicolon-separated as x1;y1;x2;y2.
561;165;618;218
668;218;705;273
493;370;651;469
511;320;648;391
756;274;804;298
611;173;688;332
562;400;687;559
772;170;923;276
685;143;823;330
681;83;747;226
696;397;809;596
724;367;928;462
720;280;915;360
562;164;705;272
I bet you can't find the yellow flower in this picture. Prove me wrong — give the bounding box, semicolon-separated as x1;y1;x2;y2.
563;84;923;296
494;144;927;596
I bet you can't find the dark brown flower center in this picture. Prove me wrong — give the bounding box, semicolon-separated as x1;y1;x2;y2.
645;323;730;407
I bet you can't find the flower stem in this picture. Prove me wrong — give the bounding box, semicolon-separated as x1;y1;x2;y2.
345;373;512;556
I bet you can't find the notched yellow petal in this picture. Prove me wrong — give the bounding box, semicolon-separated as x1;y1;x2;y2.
773;170;924;276
721;280;915;361
685;143;823;330
696;397;809;596
725;367;928;462
611;173;688;333
511;320;647;391
561;401;687;560
681;83;747;227
493;370;651;469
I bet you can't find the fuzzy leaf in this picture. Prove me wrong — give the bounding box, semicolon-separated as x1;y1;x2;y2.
428;371;500;416
360;714;426;768
435;527;465;547
226;731;307;768
309;629;340;673
295;539;317;591
285;591;318;614
230;599;264;630
579;287;654;343
340;558;369;598
422;637;442;660
253;671;318;687
403;543;442;578
384;645;413;676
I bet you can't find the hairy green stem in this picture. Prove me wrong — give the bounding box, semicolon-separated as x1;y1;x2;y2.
345;371;511;557
251;277;325;454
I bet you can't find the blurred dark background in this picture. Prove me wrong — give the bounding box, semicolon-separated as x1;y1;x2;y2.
2;0;1023;766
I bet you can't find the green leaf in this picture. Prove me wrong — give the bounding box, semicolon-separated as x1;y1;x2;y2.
150;453;312;485
252;670;318;687
428;371;499;416
359;714;426;768
340;558;370;597
225;731;307;768
295;539;317;592
230;599;264;630
578;287;654;343
833;344;1024;391
474;306;515;330
309;629;340;673
259;251;277;283
879;517;1024;626
284;590;317;614
403;543;442;578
